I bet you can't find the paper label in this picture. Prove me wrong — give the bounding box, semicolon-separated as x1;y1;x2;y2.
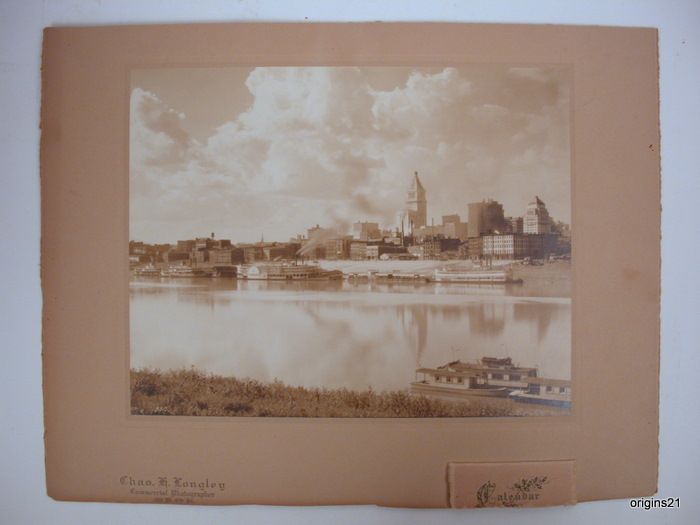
448;460;576;508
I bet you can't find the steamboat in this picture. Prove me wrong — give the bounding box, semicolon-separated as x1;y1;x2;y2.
431;268;522;284
240;262;343;281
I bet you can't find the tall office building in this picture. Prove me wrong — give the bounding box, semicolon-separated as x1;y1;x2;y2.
405;171;427;233
524;196;552;234
467;199;506;237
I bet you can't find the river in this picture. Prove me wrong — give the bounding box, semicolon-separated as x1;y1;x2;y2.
130;277;571;392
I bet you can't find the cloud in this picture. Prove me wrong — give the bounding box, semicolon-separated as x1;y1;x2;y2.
371;68;472;144
130;67;570;243
130;88;196;168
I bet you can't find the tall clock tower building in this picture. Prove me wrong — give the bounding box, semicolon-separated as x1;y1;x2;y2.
405;171;427;233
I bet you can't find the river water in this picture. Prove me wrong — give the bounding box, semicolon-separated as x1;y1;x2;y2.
130;278;571;392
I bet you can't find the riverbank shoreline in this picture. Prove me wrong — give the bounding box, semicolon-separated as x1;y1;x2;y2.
130;368;568;418
319;259;571;297
131;259;571;297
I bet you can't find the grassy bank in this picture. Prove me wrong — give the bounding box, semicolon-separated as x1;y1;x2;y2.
131;368;514;418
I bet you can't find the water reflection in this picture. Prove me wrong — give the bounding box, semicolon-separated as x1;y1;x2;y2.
513;302;565;342
130;277;571;390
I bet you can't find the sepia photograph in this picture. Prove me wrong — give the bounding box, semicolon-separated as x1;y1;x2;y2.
128;65;572;417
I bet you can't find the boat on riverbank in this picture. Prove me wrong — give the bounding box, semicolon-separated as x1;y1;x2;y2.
447;357;538;389
241;263;343;281
411;361;513;399
431;267;522;284
160;266;210;278
411;357;570;404
410;369;510;399
133;264;161;277
508;378;572;409
345;270;430;282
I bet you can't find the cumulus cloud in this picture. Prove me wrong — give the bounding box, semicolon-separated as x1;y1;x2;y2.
130;88;196;167
130;67;570;243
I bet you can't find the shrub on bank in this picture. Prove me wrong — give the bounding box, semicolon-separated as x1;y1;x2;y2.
130;368;514;418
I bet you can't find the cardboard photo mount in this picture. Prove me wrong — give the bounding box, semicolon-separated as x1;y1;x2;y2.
41;22;660;507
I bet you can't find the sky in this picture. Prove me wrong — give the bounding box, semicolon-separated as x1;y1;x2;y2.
130;66;571;244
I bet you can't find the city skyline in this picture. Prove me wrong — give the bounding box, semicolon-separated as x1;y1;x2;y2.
130;66;571;244
128;189;568;246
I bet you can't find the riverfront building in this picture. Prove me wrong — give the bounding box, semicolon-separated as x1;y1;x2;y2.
481;233;543;260
324;236;353;260
367;244;407;260
414;214;469;242
263;243;300;261
209;247;244;265
441;214;469;240
507;216;524;234
421;236;461;259
349;240;368;260
353;221;381;241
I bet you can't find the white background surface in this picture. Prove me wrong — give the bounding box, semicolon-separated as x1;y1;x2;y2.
1;1;698;523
